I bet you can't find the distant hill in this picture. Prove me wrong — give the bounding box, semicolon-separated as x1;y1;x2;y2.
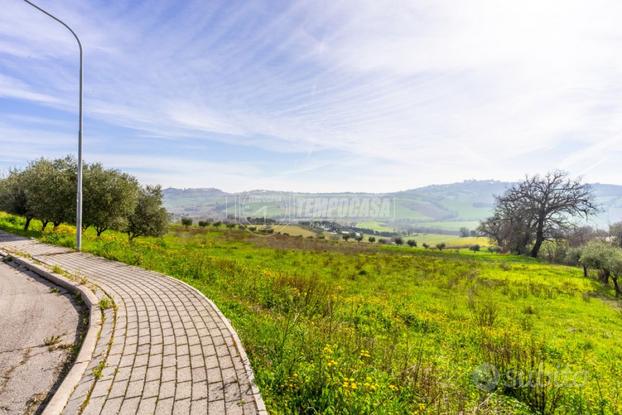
163;180;622;232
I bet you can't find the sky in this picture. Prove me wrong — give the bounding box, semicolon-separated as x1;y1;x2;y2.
1;0;621;193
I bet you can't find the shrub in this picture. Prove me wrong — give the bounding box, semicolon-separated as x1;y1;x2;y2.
422;243;430;249
393;237;404;245
198;220;208;227
407;240;417;247
181;217;193;228
436;242;446;251
469;244;480;252
368;236;376;243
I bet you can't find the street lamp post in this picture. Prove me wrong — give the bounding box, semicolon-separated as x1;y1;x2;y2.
23;0;83;251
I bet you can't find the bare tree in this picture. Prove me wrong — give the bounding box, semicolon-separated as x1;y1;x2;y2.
480;171;598;257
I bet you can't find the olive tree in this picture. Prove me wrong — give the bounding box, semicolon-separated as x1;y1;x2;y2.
24;157;76;231
0;169;32;230
580;241;622;296
83;163;139;236
126;185;168;241
610;222;622;248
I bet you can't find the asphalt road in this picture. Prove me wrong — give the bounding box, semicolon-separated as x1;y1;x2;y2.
0;259;83;415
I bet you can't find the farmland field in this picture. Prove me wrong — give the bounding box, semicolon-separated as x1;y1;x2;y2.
1;212;621;414
406;234;491;247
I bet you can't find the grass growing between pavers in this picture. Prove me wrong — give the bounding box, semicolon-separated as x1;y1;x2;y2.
2;212;622;414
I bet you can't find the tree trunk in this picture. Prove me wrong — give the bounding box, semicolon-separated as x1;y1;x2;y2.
41;220;49;231
582;265;588;278
53;222;61;231
530;238;543;258
612;276;621;297
96;227;106;237
23;216;32;231
530;222;544;258
600;270;610;285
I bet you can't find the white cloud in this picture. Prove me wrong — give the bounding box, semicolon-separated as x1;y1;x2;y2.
0;0;621;191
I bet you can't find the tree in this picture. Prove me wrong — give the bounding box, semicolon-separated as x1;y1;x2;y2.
459;227;470;238
407;239;417;247
436;242;446;250
0;169;34;230
17;158;77;231
566;226;598;247
368;236;376;243
580;241;622;296
19;158;57;231
126;186;168;241
610;222;622;248
469;244;480;252
565;246;587;276
581;241;614;283
181;217;193;228
479;210;534;254
354;234;364;242
480;171;597;257
393;237;404;245
83;163;139;236
198;220;208;227
609;251;622;297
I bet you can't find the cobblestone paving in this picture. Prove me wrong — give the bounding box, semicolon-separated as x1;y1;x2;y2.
0;233;266;415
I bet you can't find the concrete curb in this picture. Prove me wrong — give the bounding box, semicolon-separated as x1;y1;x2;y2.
0;248;102;415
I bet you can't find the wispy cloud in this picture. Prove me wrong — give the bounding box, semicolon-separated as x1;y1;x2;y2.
0;0;621;191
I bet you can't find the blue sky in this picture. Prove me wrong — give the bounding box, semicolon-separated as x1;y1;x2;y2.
1;0;621;192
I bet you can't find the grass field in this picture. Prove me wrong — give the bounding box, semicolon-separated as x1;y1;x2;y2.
412;220;482;232
1;212;621;414
407;234;491;247
356;221;395;232
356;220;483;234
272;224;318;238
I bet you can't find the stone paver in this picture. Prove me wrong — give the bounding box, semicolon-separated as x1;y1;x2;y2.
0;232;266;414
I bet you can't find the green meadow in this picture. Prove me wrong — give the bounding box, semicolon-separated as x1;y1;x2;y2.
1;212;621;414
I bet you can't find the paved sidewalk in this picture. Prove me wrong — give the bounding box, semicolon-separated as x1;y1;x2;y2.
0;232;266;415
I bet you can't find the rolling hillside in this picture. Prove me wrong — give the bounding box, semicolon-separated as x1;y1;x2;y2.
163;180;622;232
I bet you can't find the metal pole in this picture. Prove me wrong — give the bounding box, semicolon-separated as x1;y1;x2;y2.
23;0;83;251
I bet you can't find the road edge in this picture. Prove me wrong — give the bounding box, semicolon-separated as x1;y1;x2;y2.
0;248;102;415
